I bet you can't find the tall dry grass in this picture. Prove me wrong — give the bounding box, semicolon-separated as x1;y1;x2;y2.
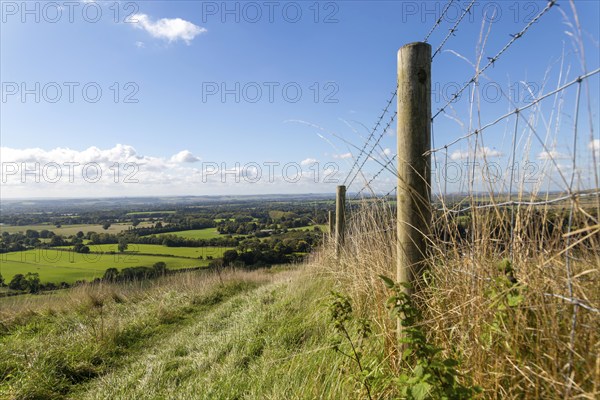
0;268;279;332
313;196;599;398
312;3;599;397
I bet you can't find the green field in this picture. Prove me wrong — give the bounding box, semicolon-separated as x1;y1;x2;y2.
289;224;328;232
0;249;204;284
74;244;233;259
166;228;223;239
162;225;328;239
0;222;155;236
126;211;176;216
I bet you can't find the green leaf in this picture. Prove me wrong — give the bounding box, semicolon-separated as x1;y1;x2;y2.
442;358;459;367
507;293;524;307
411;381;432;400
413;364;424;378
379;275;395;288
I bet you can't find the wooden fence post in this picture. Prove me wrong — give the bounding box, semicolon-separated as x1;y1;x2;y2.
328;210;335;237
335;185;346;256
396;42;432;297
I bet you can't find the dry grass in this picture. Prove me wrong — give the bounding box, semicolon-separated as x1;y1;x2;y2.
0;268;278;333
314;197;599;399
311;3;600;397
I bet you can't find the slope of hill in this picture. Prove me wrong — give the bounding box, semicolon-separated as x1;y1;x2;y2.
0;267;357;399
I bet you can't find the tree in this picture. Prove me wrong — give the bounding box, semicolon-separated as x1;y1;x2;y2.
25;229;39;239
89;233;100;244
0;273;4;287
73;243;84;253
24;273;41;293
103;268;119;282
49;235;65;247
8;273;40;293
9;274;26;290
40;229;53;238
118;238;128;253
153;262;167;275
223;250;239;266
102;222;111;230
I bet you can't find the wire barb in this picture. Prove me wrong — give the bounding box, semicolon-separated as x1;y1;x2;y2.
423;0;456;43
432;0;559;120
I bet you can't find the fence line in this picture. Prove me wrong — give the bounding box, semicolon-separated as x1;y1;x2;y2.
432;0;558;120
343;91;396;187
346;111;398;190
437;190;600;213
428;68;600;155
328;2;598;396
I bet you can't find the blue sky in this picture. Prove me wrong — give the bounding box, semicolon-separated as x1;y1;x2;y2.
1;0;599;198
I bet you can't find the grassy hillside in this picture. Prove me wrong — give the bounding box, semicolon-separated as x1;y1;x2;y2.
1;202;598;399
0;267;363;399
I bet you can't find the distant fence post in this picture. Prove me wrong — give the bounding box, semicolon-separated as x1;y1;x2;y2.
396;42;432;298
328;210;335;238
335;185;346;256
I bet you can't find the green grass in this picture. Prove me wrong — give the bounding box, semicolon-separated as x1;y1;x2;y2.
67;244;234;259
0;222;155;236
150;225;327;239
289;224;328;232
0;249;205;284
165;227;223;239
126;211;176;216
0;268;356;400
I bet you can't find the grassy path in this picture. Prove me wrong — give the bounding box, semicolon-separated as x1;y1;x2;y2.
0;268;354;400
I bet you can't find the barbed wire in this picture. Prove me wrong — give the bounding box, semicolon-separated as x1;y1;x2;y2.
343;91;396;186
424;0;457;43
437;190;600;214
432;0;558;120
346;111;398;190
353;154;398;199
431;0;477;59
427;68;600;154
289;119;398;178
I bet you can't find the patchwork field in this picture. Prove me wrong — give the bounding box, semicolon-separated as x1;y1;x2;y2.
0;249;205;284
290;224;328;232
125;211;176;215
77;244;234;259
166;228;222;239
0;222;155;236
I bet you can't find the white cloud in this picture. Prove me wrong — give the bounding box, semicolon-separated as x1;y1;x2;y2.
300;158;318;166
0;144;142;164
0;145;345;198
382;148;393;157
135;41;145;48
450;147;503;161
132;14;206;44
334;152;353;159
537;150;569;160
450;150;468;161
170;150;200;163
589;139;600;157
